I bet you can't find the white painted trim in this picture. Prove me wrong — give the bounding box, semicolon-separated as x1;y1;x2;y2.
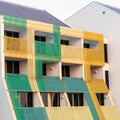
64;92;70;107
59;62;62;80
108;91;114;105
81;38;85;81
104;38;108;44
37;92;44;107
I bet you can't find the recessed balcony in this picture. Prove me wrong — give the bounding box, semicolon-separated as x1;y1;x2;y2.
61;45;83;64
4;36;29;58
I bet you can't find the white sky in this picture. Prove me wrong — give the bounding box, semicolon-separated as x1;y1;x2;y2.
1;0;120;21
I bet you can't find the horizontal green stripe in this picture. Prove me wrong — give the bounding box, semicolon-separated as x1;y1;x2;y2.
4;15;26;28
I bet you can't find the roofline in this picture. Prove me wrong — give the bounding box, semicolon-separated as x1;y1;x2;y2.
95;1;120;9
0;0;69;27
0;0;45;12
65;1;96;21
65;1;120;21
95;1;120;15
44;10;70;27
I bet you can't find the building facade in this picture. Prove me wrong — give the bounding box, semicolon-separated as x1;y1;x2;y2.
0;1;120;120
65;1;120;116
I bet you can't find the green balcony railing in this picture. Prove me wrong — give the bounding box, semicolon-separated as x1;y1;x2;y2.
5;73;31;91
36;76;64;92
14;107;48;120
35;41;61;61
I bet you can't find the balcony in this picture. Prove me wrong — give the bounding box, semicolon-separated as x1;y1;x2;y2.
86;79;109;93
4;36;29;58
61;45;83;64
35;41;60;61
84;48;104;66
5;73;31;91
14;108;48;120
46;106;93;120
101;106;120;120
36;76;64;92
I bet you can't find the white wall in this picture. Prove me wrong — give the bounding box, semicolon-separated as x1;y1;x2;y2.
91;66;103;79
46;62;59;76
20;60;27;74
0;16;15;120
65;2;120;114
33;93;41;107
70;64;83;78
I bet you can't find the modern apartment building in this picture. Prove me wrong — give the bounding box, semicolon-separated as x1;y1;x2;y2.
65;1;120;115
0;1;120;120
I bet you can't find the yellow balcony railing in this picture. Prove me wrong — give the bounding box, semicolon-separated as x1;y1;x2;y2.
84;48;104;66
61;45;83;64
4;36;28;53
101;106;120;120
4;36;31;58
86;79;109;93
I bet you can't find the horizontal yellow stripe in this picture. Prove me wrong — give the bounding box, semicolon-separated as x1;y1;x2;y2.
60;26;83;38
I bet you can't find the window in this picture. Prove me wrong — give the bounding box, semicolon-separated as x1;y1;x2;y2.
4;30;19;38
52;93;60;106
68;93;84;106
84;40;98;49
61;39;69;45
41;92;60;107
35;35;46;42
84;43;90;48
5;60;19;74
105;71;109;89
19;92;33;107
41;93;48;106
42;63;46;76
104;44;108;62
96;93;104;105
62;66;70;77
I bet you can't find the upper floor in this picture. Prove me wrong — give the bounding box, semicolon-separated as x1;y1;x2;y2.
1;15;106;66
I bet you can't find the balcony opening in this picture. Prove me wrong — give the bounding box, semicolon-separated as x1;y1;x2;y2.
42;62;60;77
62;65;70;77
5;60;19;74
61;39;69;45
84;39;98;49
67;93;84;106
35;35;46;42
84;43;90;48
42;63;46;76
4;30;19;38
70;64;83;78
19;92;33;107
52;93;60;107
62;64;83;78
105;71;109;89
96;93;104;106
35;31;53;43
41;92;61;107
104;44;108;63
41;93;48;106
90;66;103;79
61;36;82;47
